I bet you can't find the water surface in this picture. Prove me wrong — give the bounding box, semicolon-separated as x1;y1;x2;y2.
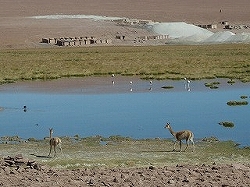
0;78;249;146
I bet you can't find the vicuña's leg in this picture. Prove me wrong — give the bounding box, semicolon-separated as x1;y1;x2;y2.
190;138;195;152
184;140;189;151
53;145;56;157
173;140;177;151
179;140;182;152
58;143;62;153
48;145;52;156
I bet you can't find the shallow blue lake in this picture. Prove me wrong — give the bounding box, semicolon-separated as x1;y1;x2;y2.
0;78;249;146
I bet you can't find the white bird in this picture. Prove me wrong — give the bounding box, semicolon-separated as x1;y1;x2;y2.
186;80;191;91
184;78;191;91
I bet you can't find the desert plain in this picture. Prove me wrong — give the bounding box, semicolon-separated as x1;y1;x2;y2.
1;0;250;48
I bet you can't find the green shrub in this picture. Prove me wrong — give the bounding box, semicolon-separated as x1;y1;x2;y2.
161;85;174;89
240;95;248;99
204;82;220;89
218;121;234;128
227;100;248;106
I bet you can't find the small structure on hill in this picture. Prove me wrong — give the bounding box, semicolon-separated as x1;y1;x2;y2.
113;18;153;26
197;24;217;29
41;36;112;46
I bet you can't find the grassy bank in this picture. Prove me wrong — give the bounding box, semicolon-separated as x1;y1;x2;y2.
1;137;250;169
0;44;250;84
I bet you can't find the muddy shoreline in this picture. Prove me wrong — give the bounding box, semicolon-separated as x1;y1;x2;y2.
1;76;249;94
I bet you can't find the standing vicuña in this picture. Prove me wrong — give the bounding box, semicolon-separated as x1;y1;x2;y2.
48;128;62;157
164;122;194;152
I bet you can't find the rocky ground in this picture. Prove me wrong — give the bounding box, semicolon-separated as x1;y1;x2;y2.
1;154;250;186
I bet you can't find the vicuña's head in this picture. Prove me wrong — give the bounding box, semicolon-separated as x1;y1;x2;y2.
49;128;53;134
164;122;171;129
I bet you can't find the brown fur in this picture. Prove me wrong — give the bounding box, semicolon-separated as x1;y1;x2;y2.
48;128;62;157
165;123;194;152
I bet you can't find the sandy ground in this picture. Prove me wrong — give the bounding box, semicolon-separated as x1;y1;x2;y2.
1;0;250;186
0;0;250;48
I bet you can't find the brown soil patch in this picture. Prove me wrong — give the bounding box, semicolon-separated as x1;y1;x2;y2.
0;0;250;48
1;155;250;186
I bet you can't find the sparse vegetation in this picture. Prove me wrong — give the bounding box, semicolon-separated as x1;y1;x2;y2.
27;137;38;142
218;121;235;128
0;136;21;143
227;100;248;106
204;81;220;89
0;136;250;169
201;136;220;142
0;44;250;84
240;95;248;99
161;85;174;89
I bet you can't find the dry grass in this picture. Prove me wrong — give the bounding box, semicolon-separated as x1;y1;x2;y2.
0;44;250;84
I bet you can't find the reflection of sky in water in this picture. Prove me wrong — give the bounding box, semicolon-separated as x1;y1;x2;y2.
0;79;250;146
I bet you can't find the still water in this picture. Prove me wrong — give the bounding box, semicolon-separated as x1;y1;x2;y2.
0;78;249;146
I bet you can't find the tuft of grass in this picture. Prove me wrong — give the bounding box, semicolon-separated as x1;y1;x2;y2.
1;136;21;142
240;95;248;99
161;85;174;89
227;100;248;106
201;136;220;142
204;81;220;89
218;121;235;128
